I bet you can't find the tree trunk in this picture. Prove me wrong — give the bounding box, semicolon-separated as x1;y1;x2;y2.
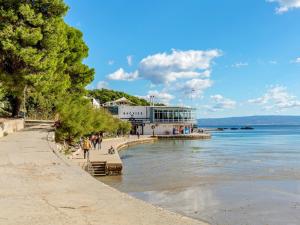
11;95;22;117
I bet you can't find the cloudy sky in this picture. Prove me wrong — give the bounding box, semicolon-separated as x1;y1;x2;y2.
65;0;300;118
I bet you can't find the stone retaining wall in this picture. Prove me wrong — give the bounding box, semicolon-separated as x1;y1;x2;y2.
116;137;158;152
0;119;24;138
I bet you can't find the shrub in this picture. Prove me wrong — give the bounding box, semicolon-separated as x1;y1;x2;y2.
55;96;131;143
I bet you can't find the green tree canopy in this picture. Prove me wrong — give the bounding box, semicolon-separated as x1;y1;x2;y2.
55;96;131;143
89;89;151;106
0;0;131;143
0;0;93;117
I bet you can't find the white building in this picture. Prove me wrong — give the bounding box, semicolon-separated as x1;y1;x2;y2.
102;97;133;106
104;97;196;135
91;98;101;108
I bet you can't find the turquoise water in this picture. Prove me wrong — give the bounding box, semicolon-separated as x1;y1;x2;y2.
100;126;300;225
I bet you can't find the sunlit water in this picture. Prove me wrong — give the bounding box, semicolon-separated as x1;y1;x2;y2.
99;126;300;225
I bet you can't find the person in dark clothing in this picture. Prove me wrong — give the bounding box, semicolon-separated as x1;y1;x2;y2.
92;134;99;150
98;133;103;150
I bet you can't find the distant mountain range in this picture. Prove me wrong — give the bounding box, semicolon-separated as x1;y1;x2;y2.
198;115;300;126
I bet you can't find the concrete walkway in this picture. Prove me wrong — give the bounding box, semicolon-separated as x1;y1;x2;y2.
0;126;209;225
71;135;156;166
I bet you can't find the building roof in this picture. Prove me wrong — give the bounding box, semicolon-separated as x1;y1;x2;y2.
103;97;134;106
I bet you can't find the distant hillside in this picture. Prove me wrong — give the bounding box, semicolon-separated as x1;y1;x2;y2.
88;89;165;106
198;115;300;126
88;89;150;106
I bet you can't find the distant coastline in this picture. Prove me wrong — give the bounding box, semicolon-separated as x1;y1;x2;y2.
198;115;300;126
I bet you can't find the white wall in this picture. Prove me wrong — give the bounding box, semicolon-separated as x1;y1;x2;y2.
92;98;100;108
0;119;24;138
144;123;174;135
118;106;149;119
143;123;192;135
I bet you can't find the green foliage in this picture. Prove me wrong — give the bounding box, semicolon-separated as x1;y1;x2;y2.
64;26;94;95
0;0;93;117
0;0;131;143
55;96;131;143
117;120;132;135
0;0;67;115
0;83;5;100
55;97;94;142
88;89;151;106
0;83;9;116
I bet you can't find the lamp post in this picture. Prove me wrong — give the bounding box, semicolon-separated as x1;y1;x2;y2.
149;95;155;106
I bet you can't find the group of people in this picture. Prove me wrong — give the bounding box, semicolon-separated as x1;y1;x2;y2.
80;133;103;159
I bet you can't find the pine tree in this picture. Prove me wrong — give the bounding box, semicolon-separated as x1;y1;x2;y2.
0;0;94;116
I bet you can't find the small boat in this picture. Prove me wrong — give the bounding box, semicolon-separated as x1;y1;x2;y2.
230;128;239;130
241;126;254;130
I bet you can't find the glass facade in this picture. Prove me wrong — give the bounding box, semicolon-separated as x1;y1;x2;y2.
151;107;195;123
105;106;119;115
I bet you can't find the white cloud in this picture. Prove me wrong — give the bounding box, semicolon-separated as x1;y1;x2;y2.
127;55;133;66
269;60;278;64
108;60;114;65
138;49;221;84
138;90;175;105
106;49;221;101
205;95;236;112
267;0;300;14
248;86;300;110
107;68;139;81
178;78;213;99
96;81;109;89
149;90;174;105
198;70;211;78
292;57;300;63
149;83;156;89
231;62;248;68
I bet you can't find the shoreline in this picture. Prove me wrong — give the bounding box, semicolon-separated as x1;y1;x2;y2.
0;125;209;225
71;133;211;175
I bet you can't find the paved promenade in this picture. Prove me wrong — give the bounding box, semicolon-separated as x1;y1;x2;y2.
71;135;156;165
0;126;209;225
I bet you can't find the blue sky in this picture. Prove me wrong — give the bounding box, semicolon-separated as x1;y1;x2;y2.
64;0;300;118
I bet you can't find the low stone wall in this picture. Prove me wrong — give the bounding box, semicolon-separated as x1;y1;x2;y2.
117;137;158;152
0;119;24;138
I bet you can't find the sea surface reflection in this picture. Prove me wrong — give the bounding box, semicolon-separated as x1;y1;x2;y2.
99;126;300;225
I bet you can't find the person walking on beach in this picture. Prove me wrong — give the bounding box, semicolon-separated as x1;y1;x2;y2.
94;134;99;150
82;137;92;160
89;134;96;150
98;133;103;150
137;130;140;139
79;136;83;147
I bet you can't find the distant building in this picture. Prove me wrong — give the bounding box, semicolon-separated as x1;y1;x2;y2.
104;97;196;135
91;98;101;108
102;97;133;106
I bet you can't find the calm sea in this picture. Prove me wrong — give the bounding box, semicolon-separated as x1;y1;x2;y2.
99;126;300;225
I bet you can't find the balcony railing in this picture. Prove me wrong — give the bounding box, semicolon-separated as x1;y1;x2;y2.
152;118;196;124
